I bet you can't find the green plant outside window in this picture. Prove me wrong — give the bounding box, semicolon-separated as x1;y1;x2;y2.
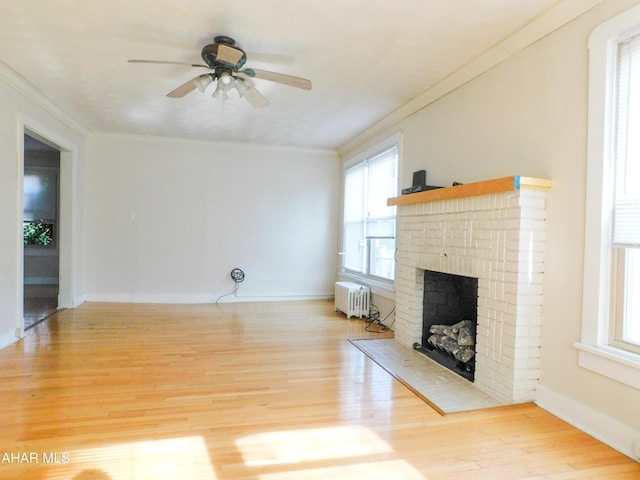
24;221;54;246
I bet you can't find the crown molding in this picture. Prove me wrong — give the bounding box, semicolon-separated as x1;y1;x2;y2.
0;60;90;138
337;0;604;156
90;131;338;156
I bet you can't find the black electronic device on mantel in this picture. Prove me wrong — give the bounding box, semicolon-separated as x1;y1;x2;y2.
412;169;426;186
401;169;442;195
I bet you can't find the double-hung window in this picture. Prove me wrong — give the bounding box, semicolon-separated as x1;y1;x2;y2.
611;33;640;354
577;5;640;388
343;138;399;282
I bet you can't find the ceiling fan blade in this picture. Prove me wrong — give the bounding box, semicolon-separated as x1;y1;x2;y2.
166;76;200;98
128;59;208;68
232;71;255;85
246;68;312;90
246;52;294;65
216;44;245;67
243;86;270;108
232;73;269;107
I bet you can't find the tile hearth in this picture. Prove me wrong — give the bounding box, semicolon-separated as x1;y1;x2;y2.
349;338;505;414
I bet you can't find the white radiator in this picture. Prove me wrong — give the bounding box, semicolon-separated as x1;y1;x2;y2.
335;282;370;319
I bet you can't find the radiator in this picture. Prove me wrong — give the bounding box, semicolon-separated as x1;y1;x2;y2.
335;282;370;319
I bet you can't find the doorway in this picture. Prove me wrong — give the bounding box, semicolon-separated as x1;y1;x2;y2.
23;134;60;330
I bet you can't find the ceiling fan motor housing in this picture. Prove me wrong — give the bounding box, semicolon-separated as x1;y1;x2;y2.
201;37;247;70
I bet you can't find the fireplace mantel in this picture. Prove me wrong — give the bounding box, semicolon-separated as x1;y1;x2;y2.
388;176;552;207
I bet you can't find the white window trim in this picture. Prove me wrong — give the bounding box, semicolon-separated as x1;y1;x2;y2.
341;132;402;289
576;5;640;390
338;271;396;299
342;132;403;180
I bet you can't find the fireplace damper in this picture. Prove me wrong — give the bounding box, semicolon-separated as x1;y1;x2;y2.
413;270;478;381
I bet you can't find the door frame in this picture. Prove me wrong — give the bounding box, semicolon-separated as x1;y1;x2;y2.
17;115;79;336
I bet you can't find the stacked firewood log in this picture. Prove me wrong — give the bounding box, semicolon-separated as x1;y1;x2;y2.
427;319;475;363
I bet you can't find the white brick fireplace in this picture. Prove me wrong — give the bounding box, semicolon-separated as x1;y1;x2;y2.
389;176;551;404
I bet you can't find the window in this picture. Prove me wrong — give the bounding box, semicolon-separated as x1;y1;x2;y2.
612;250;640;353
23;167;58;247
577;5;640;389
609;33;640;354
342;139;399;282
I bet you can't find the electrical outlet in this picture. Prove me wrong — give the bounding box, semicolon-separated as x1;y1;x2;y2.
15;327;21;338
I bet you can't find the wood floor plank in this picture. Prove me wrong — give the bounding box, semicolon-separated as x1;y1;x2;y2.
0;300;637;479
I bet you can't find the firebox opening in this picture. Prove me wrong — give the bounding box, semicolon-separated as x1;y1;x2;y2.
414;270;478;382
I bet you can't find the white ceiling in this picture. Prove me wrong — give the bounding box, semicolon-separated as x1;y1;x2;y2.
1;0;572;150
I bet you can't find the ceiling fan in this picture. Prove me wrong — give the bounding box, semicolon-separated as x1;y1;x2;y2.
128;35;312;108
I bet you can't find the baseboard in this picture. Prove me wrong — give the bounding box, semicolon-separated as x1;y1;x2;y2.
536;384;640;461
227;294;333;303
82;293;333;304
71;295;86;308
83;293;207;304
0;328;20;351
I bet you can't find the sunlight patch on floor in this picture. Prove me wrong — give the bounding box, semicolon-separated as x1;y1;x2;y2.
257;459;426;480
236;425;391;467
45;436;216;480
235;425;427;479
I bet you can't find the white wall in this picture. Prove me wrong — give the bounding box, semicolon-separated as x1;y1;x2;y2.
84;134;338;303
0;69;87;348
339;0;640;458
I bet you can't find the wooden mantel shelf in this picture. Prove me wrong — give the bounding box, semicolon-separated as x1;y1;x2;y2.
387;176;552;207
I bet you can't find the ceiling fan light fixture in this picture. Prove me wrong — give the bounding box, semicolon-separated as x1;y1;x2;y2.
194;75;213;93
212;82;228;101
219;71;233;86
234;78;251;97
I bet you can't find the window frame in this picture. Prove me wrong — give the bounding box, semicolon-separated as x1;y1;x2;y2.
341;134;401;286
576;5;640;390
610;248;640;354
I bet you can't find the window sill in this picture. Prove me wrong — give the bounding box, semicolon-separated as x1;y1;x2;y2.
24;246;58;256
338;272;395;300
574;342;640;390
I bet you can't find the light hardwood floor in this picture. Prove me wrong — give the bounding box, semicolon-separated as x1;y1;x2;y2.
0;300;638;479
23;284;58;330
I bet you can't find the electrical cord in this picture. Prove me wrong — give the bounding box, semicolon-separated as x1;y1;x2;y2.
368;304;381;322
215;282;240;304
382;306;396;328
365;302;396;333
216;268;245;304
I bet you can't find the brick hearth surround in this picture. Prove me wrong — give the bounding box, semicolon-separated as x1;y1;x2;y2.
388;176;552;404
